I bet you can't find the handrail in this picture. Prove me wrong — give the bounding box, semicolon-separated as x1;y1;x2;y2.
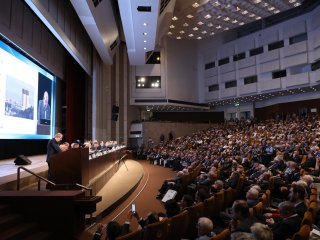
16;167;93;196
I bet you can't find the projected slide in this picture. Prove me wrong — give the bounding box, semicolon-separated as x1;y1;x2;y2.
0;39;55;139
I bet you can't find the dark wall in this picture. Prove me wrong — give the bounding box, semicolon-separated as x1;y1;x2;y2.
255;98;320;121
152;111;224;123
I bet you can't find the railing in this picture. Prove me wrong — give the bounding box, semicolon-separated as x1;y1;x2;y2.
16;166;92;196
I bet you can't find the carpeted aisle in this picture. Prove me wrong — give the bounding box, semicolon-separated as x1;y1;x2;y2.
83;160;177;239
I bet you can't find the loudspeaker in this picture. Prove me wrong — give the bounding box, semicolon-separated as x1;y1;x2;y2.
112;113;118;121
112;105;119;114
14;155;32;165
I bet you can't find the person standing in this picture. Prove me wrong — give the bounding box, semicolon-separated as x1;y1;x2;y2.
38;91;51;123
46;132;63;181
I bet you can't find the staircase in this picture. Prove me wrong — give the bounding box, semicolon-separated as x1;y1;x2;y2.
0;204;54;240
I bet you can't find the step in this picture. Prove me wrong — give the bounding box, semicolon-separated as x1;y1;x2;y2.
24;231;54;240
0;213;24;231
1;222;38;240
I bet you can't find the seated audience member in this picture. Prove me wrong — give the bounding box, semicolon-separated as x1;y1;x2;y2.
163;198;180;218
71;139;81;148
131;211;159;230
230;200;260;239
250;222;273;240
156;170;184;199
93;220;130;240
196;217;216;240
267;201;301;240
246;188;260;207
179;194;194;210
210;180;224;195
195;188;210;203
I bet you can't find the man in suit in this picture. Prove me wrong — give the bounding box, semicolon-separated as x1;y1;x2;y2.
38;91;51;123
46;132;63;181
268;201;301;240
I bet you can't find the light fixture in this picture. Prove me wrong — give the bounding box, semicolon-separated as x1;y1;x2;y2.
198;21;204;25
143;22;148;26
177;36;181;39
192;2;200;8
204;14;212;19
143;32;147;35
141;78;145;82
187;14;194;18
183;23;189;27
216;25;221;29
193;27;199;31
202;30;207;34
197;37;202;40
172;16;178;21
232;19;238;23
207;23;213;27
188;33;194;37
180;30;185;34
144;47;146;50
167;32;172;35
169;25;175;29
144;40;147;43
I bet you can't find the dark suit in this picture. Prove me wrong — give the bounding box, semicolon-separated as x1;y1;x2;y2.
295;201;307;219
38;100;51;122
46;138;61;180
272;214;301;240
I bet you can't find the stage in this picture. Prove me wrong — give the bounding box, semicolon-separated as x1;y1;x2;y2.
0;154;144;219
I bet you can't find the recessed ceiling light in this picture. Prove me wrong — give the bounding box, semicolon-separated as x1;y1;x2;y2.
172;16;178;21
204;14;212;19
212;1;220;7
224;17;230;21
144;40;147;43
167;32;172;35
239;22;245;25
144;47;146;50
176;36;181;39
198;21;204;25
188;33;194;37
187;14;194;18
202;30;207;34
169;25;175;29
232;19;238;23
253;0;261;3
192;2;200;8
207;23;213;27
143;32;147;35
193;27;199;31
256;16;261;20
268;6;275;11
263;2;269;7
294;2;301;6
274;9;280;13
236;6;240;11
210;32;215;35
183;23;189;27
224;27;229;30
179;30;185;34
216;25;221;29
143;22;148;26
241;10;248;15
289;0;297;3
249;13;255;17
197;37;202;40
217;15;221;19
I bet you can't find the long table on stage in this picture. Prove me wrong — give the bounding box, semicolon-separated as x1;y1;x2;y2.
50;147;127;195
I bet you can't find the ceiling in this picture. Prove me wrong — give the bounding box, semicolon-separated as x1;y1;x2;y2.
117;0;305;65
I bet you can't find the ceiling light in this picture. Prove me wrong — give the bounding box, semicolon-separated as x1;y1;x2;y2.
216;25;222;29
197;37;202;40
263;2;269;7
253;0;261;3
256;16;261;20
210;32;215;35
193;27;199;31
289;0;297;3
268;6;275;11
143;32;147;35
187;14;194;18
176;36;181;39
167;32;172;35
192;2;200;8
172;16;178;21
239;22;244;25
189;33;194;37
217;15;221;19
137;84;141;87
294;2;301;6
249;13;255;17
241;10;248;15
141;77;145;82
169;25;175;28
224;27;229;30
224;17;230;21
274;9;280;13
144;47;146;50
183;23;189;27
198;21;204;25
144;40;147;43
143;22;148;26
232;19;238;23
207;23;213;27
179;30;185;34
236;6;240;11
202;30;207;34
204;14;212;19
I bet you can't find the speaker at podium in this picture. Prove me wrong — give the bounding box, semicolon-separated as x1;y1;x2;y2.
14;155;32;165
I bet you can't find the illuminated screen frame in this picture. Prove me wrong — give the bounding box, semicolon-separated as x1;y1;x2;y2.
0;37;55;139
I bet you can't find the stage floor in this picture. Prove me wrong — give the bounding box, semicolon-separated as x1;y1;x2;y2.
0;155;48;189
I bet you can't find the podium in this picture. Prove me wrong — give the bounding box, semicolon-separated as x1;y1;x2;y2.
50;148;89;186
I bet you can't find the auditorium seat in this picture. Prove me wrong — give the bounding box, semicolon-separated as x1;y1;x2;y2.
203;196;215;221
142;218;169;240
210;228;230;240
167;210;189;240
183;202;204;239
116;229;142;240
291;224;311;240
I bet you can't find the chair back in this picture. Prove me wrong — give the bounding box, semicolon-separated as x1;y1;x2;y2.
142;218;169;240
116;229;142;240
291;224;311;240
167;210;189;240
210;228;230;240
203;196;215;220
183;202;204;239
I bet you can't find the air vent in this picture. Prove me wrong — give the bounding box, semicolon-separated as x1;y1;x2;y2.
92;0;103;7
110;40;118;51
137;6;151;12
